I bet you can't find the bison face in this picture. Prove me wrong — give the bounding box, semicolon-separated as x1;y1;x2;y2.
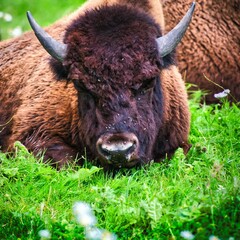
73;74;163;168
61;5;167;168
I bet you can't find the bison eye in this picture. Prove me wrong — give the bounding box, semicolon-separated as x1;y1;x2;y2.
131;77;156;96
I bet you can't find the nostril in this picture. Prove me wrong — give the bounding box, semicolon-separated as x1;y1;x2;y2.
102;141;134;153
98;140;135;162
96;133;139;163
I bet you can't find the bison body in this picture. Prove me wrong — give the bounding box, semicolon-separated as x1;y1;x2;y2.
162;0;240;103
0;0;191;169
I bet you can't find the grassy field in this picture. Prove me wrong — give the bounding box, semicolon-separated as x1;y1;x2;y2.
1;1;240;239
0;95;239;239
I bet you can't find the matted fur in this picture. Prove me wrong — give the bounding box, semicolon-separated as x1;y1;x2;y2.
0;1;190;169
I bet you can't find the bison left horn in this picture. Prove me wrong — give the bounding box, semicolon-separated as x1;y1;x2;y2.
157;2;195;57
27;11;67;62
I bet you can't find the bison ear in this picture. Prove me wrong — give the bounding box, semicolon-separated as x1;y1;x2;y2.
157;2;195;57
27;11;67;62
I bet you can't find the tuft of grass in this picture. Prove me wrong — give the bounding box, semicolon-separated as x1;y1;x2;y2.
0;97;239;239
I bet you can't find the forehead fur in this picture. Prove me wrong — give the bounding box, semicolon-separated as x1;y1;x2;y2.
63;4;164;90
119;0;150;11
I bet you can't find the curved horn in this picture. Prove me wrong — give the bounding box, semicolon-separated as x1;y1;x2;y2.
157;2;195;57
27;11;67;61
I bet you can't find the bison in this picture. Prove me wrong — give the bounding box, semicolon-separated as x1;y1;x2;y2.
0;0;195;169
162;0;240;103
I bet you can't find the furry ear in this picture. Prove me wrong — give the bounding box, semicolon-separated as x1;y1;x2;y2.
49;58;68;80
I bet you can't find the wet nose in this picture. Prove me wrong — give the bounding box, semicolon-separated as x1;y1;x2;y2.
96;133;139;163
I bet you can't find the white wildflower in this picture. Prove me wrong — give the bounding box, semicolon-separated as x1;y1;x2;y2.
214;89;230;99
180;230;195;240
85;227;117;240
73;202;92;216
10;26;22;37
3;13;13;22
38;229;51;239
73;201;117;239
76;212;97;227
85;227;103;240
101;230;118;240
209;236;220;240
73;202;97;227
0;12;4;18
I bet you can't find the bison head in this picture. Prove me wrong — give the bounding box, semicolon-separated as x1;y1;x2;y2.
27;3;195;169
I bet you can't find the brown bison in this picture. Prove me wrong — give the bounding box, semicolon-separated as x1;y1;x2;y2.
162;0;240;103
0;0;194;169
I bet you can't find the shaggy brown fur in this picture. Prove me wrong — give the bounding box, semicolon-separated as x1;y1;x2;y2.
0;1;190;169
162;0;240;103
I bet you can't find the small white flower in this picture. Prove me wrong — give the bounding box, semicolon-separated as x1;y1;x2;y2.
0;12;4;18
38;229;51;239
85;227;103;240
76;212;97;227
102;231;118;240
3;13;13;22
180;230;195;240
10;26;22;37
209;236;220;240
214;89;230;99
85;227;117;240
73;202;97;227
73;202;92;216
73;201;117;238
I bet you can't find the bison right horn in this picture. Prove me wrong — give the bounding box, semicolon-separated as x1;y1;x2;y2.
27;11;67;62
157;2;195;57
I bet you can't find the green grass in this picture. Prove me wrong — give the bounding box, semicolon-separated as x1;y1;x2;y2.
0;95;239;239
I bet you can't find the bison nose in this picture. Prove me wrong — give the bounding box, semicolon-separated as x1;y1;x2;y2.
96;133;139;164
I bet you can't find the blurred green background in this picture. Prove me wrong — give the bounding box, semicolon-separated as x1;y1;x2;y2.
0;0;86;40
